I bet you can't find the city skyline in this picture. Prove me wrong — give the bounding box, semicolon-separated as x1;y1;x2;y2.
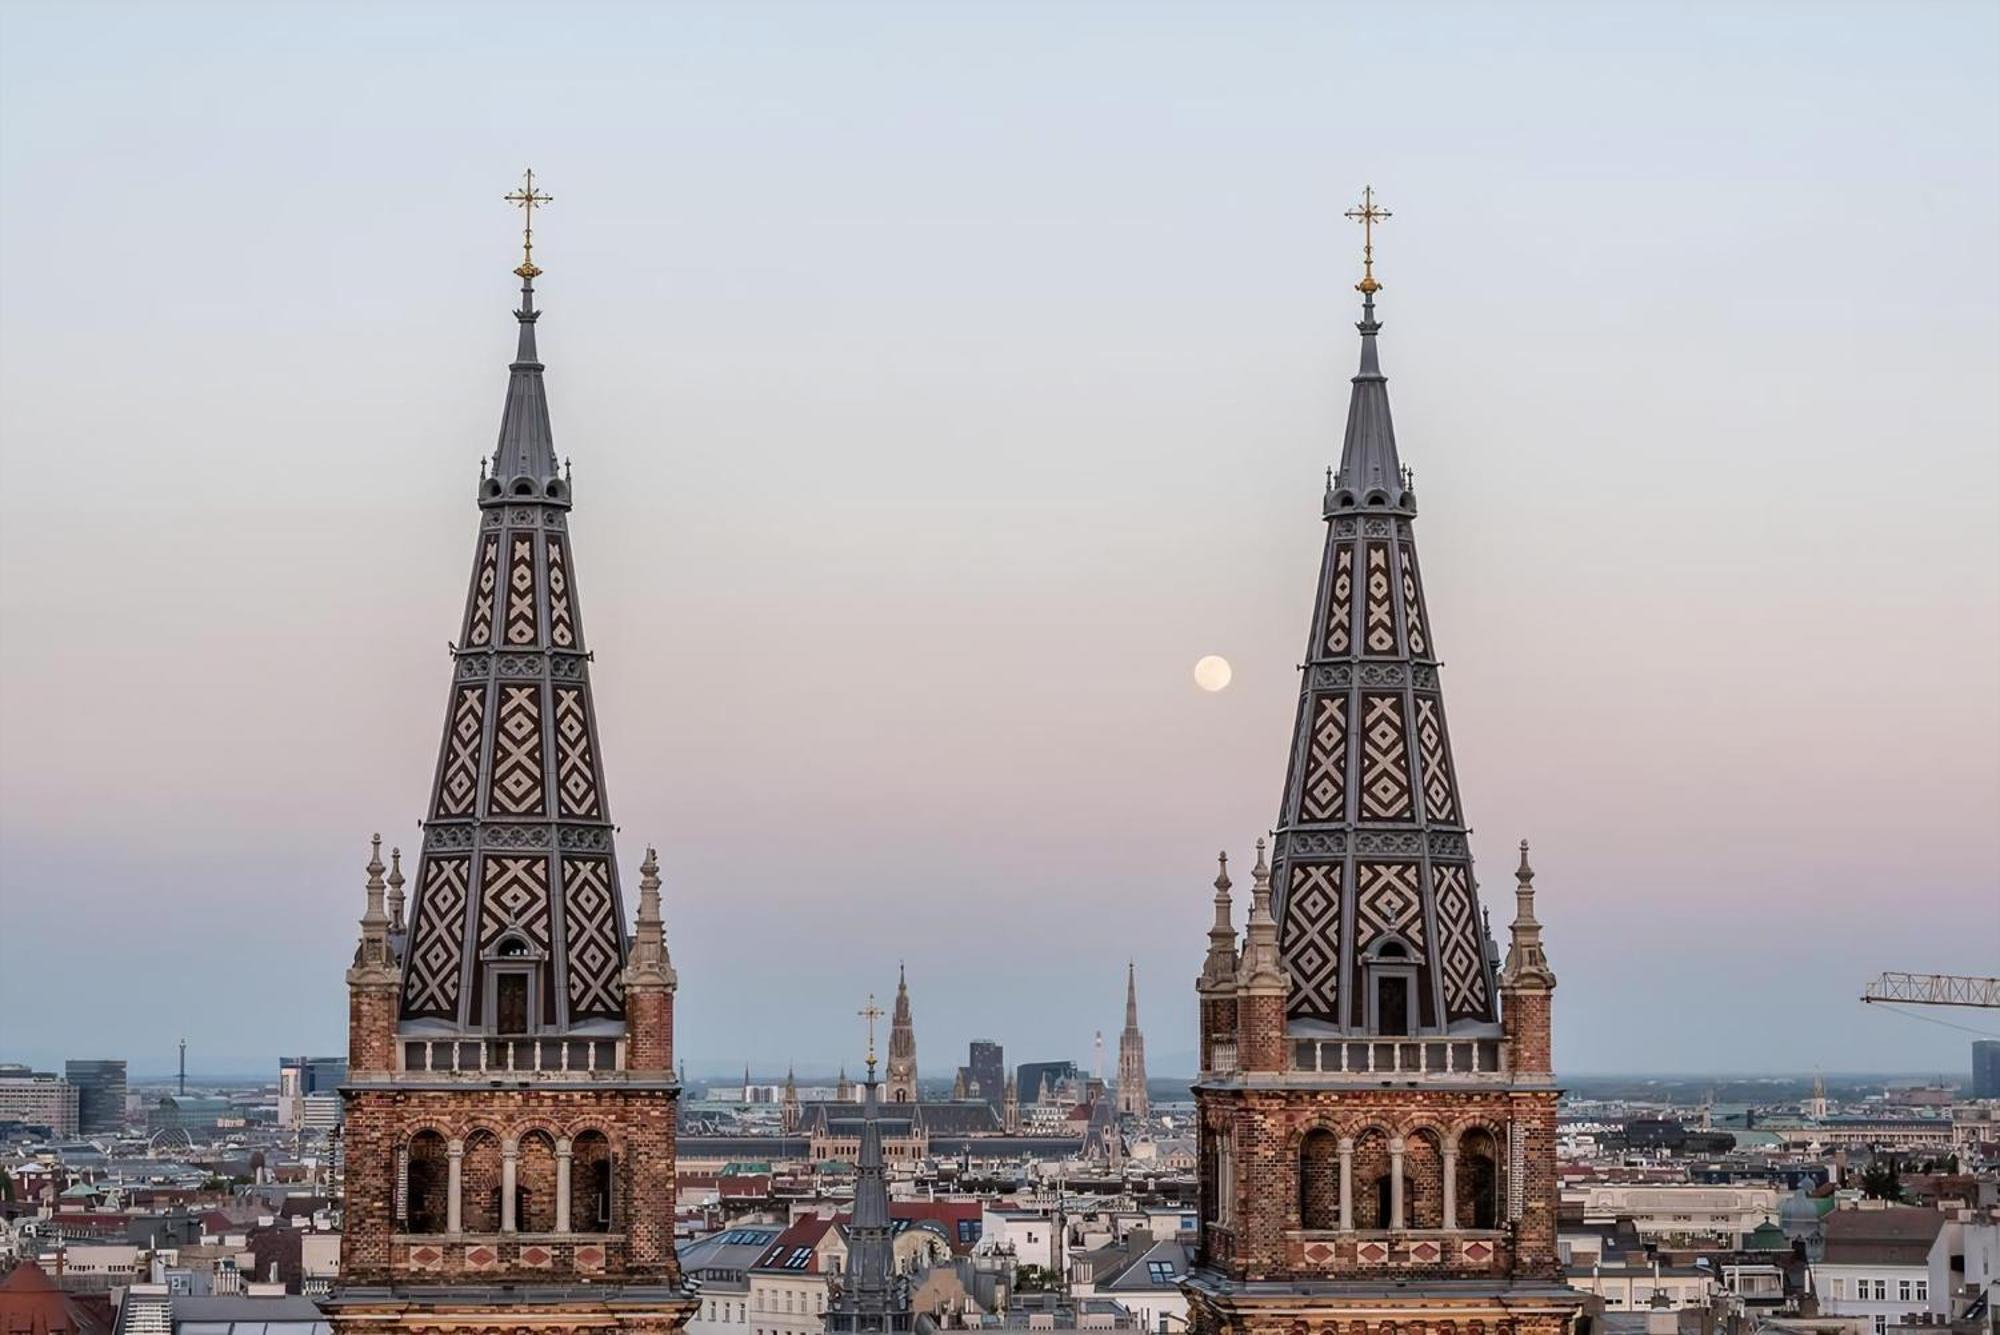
2;1;1997;1076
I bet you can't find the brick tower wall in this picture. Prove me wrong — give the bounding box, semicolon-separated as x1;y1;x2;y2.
339;1085;684;1288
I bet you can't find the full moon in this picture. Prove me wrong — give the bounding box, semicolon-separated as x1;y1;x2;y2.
1194;655;1233;692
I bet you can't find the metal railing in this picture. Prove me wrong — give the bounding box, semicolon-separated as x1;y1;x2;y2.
401;1037;622;1076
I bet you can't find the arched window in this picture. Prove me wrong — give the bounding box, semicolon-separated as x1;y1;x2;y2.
461;1130;502;1233
517;1130;557;1233
1351;1129;1391;1230
571;1129;614;1233
406;1131;450;1234
1299;1129;1341;1230
1404;1129;1444;1228
1457;1128;1501;1230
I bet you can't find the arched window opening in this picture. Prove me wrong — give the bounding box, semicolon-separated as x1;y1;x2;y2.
517;1130;558;1233
1457;1128;1501;1230
571;1130;614;1233
461;1130;502;1233
1351;1129;1391;1230
1404;1129;1444;1228
406;1131;450;1234
1299;1129;1341;1231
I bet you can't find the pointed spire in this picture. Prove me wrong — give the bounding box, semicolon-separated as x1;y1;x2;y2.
385;845;406;934
1329;187;1410;512
1237;837;1286;993
489;170;562;500
1124;961;1140;1029
1500;839;1557;990
1200;851;1239;991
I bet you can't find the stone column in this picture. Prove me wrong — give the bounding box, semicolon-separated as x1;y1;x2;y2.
446;1139;465;1235
500;1141;519;1233
1388;1137;1406;1231
1443;1147;1459;1230
1338;1136;1354;1232
555;1138;573;1235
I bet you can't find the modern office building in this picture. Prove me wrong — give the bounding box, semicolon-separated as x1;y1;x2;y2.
1974;1040;2000;1099
65;1060;128;1134
0;1067;80;1136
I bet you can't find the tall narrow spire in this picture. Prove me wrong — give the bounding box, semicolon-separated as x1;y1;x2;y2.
1266;193;1498;1035
828;1000;911;1335
394;173;631;1036
1117;962;1149;1118
1330;187;1410;511
490;169;562;499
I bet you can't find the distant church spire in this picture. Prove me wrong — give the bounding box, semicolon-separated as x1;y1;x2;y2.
828;997;912;1335
1116;962;1149;1118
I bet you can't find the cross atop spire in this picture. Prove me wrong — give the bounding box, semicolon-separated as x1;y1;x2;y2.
859;994;884;1076
1344;185;1391;295
505;168;553;280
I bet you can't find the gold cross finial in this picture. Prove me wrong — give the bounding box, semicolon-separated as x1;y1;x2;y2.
1344;185;1392;295
504;168;554;280
859;994;884;1074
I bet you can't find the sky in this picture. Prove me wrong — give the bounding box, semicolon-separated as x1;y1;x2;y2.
1;1;1996;1079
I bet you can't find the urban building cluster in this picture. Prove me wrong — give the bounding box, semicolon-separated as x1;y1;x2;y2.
5;187;1996;1335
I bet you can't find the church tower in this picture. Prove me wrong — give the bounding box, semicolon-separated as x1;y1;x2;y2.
1116;963;1149;1119
329;175;695;1335
885;964;918;1103
1184;192;1582;1335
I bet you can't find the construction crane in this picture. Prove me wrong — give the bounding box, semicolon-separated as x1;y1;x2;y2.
1860;972;2000;1008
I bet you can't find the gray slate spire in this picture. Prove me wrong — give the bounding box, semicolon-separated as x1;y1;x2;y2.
486;274;564;503
826;1059;912;1334
1329;291;1412;511
1267;221;1500;1035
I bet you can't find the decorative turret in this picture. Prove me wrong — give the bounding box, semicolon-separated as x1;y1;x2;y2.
346;835;399;1073
782;1066;800;1134
1002;1070;1020;1134
385;846;406;934
624;847;677;1072
1500;841;1556;992
1500;840;1557;1076
1233;838;1288;1072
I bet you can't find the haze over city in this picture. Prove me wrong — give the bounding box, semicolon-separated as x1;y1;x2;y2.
2;0;1997;1078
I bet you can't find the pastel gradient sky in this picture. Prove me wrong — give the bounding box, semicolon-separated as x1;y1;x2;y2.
2;2;1995;1078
